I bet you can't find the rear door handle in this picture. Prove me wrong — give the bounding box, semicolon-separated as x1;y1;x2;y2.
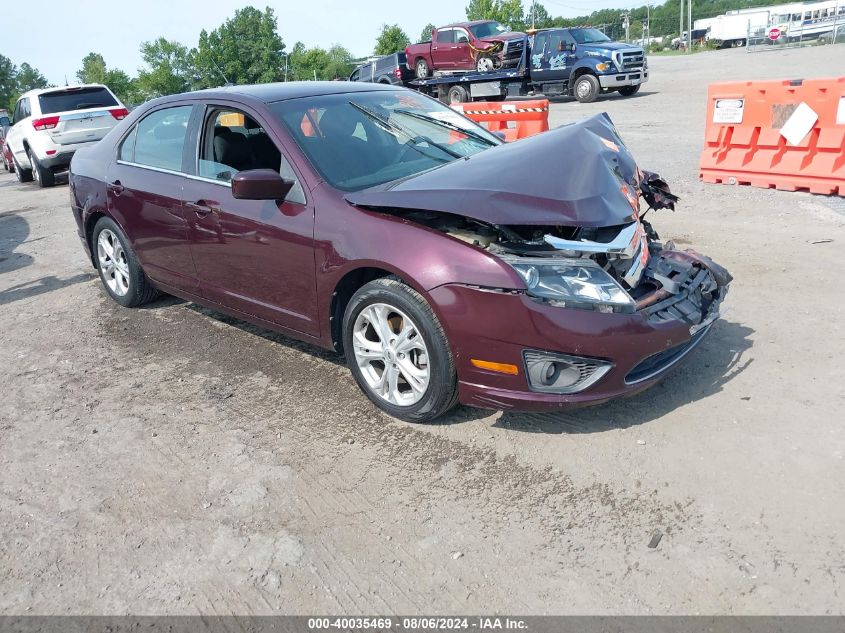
107;180;124;195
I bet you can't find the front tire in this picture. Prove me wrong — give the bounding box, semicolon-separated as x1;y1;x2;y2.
28;149;55;187
476;55;496;73
343;277;458;423
92;216;158;308
573;73;600;103
13;153;32;182
415;59;429;79
618;84;641;97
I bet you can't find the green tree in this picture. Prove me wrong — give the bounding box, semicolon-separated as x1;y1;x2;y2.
191;5;285;88
525;2;553;29
420;23;436;42
374;24;410;56
136;38;193;99
15;63;48;93
76;52;137;104
1;55;18;111
466;0;524;29
76;52;108;84
326;45;354;80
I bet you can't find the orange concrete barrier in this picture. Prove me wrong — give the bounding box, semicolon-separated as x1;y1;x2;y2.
699;77;845;195
452;100;550;142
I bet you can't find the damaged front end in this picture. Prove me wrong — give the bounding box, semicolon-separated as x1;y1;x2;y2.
347;112;731;342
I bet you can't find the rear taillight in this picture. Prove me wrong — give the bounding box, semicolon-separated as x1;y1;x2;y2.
109;108;129;120
394;67;402;78
32;116;60;130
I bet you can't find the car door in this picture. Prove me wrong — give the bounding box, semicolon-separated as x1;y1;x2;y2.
108;103;200;292
5;97;31;166
431;28;455;68
182;104;319;336
454;28;474;68
545;30;576;83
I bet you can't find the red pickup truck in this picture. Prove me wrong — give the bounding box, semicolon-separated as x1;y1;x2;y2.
405;20;527;78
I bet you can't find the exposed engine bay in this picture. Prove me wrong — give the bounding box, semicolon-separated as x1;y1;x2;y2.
366;171;731;333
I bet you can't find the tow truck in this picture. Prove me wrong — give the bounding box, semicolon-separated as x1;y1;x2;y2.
410;27;649;104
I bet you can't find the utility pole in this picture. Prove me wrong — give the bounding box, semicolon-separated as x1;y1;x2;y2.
531;0;537;29
834;0;841;44
679;0;684;49
688;0;693;51
622;11;631;42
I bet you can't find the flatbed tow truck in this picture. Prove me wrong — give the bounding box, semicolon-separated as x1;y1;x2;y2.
409;27;649;104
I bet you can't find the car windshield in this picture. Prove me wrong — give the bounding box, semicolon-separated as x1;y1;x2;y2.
469;21;508;38
38;87;118;114
570;28;612;44
270;90;501;192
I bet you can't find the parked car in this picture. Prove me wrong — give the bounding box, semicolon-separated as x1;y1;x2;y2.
405;20;527;78
350;53;414;85
0;109;11;172
4;84;128;187
69;82;730;422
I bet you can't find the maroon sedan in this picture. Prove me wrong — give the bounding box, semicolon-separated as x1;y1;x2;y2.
69;82;730;422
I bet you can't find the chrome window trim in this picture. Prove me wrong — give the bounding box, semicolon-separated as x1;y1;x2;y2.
115;159;232;188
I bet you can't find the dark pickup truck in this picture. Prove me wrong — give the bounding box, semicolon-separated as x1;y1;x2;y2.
411;27;648;104
349;53;414;85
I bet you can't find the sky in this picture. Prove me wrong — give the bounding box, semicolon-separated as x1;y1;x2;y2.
4;0;644;85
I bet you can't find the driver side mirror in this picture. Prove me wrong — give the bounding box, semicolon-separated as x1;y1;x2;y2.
231;169;294;201
570;42;577;52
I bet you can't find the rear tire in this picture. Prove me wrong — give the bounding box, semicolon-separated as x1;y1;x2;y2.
92;216;158;308
573;73;600;103
28;149;55;188
415;58;429;79
13;153;32;183
447;84;470;103
343;277;458;423
618;84;641;97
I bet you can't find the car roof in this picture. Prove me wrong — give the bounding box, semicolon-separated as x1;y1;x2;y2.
18;84;110;99
441;20;497;28
159;81;403;105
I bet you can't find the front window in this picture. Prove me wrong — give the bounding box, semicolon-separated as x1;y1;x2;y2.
570;28;612;44
469;21;508;39
270;90;501;191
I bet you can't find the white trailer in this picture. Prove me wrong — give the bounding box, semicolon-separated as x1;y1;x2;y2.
706;11;772;46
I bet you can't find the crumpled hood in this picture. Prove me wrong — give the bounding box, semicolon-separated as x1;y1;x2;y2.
346;113;641;228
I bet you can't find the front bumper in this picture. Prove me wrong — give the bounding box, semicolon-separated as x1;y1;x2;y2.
599;69;649;88
430;251;726;411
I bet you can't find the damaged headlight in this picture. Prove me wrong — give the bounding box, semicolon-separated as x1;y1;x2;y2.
502;257;635;313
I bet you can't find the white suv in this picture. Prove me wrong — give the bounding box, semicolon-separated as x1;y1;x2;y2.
4;84;128;187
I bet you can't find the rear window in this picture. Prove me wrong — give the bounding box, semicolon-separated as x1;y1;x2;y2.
38;87;118;115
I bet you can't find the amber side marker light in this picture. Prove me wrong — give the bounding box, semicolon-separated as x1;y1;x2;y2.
470;359;519;375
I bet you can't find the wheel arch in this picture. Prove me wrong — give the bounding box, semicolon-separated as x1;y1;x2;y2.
329;265;422;354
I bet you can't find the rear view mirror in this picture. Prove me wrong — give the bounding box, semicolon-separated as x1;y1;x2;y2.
231;169;294;201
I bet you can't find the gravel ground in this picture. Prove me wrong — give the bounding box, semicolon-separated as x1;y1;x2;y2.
1;45;844;615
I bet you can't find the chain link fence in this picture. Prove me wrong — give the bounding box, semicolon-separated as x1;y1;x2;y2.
747;5;845;52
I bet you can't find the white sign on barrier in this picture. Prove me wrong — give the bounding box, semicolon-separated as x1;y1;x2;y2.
780;102;818;145
713;98;745;123
837;97;845;125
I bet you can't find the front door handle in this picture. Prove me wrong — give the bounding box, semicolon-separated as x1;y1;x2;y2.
186;200;219;218
107;180;124;195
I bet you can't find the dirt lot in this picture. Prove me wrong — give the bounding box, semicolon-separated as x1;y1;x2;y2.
1;45;844;615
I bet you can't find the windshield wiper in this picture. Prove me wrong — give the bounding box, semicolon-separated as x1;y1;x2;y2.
349;101;462;160
392;109;498;147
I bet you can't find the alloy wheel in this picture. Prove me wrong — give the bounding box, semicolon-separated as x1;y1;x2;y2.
97;229;131;296
477;57;495;72
576;80;592;100
352;303;431;406
29;151;39;184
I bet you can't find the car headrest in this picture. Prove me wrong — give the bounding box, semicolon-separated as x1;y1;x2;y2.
318;107;360;138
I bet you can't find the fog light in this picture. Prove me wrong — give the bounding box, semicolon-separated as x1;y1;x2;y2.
523;350;612;394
